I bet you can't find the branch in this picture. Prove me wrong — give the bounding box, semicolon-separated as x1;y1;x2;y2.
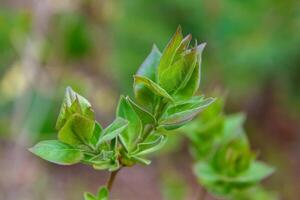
106;169;121;191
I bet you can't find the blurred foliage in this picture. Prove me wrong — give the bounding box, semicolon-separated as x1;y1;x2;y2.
0;9;31;74
161;172;187;200
111;0;300;104
183;97;275;199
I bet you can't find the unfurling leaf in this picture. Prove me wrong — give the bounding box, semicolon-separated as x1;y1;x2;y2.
117;96;142;152
158;44;197;93
29;140;83;165
133;134;167;156
58;113;95;145
134;45;162;110
158;26;183;90
97;117;128;145
56;87;94;130
126;96;156;126
160;97;215;130
134;75;174;102
90;122;103;146
174;43;206;100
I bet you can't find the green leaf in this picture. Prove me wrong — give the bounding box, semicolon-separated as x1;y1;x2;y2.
130;155;151;165
134;45;162;110
84;193;97;200
158;26;183;89
126;96;156;125
84;186;109;200
93;160;116;171
29;140;83;165
194;161;220;183
97;117;128;145
160;97;215;130
116;96;142;152
56;86;94;130
97;186;109;200
90;122;103;146
174;43;206;100
235;161;275;183
58;113;95;145
158;44;198;93
134;75;174;102
132;134;167;156
223;113;247;142
194;161;274;185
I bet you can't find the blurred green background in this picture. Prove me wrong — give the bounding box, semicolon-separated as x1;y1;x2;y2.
0;0;299;199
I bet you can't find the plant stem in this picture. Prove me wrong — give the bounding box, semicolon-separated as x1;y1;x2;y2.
198;187;207;200
106;169;121;191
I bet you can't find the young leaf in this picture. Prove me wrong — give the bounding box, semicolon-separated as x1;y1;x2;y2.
58;114;95;145
158;26;183;89
223;113;247;142
29;140;83;165
234;161;275;183
90;122;103;146
194;160;274;185
158;45;198;93
92;160;114;170
56;87;94;130
130;155;151;165
84;193;97;200
97;117;128;145
132;134;167;156
126;96;156;125
174;43;206;100
97;186;109;200
116;96;142;152
160;97;215;130
134;45;162;110
134;75;174;102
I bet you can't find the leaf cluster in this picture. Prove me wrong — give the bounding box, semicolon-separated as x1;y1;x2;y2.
29;26;214;175
183;97;275;199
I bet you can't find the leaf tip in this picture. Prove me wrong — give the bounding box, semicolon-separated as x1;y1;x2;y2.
197;43;207;53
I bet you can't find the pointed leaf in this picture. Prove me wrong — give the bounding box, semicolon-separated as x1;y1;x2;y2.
223;113;247;142
58;114;95;145
160;97;215;130
134;75;174;102
158;26;183;88
134;45;162;109
116;96;142;152
84;193;97;200
56;87;94;130
29;140;83;165
133;134;167;156
97;117;128;145
158;45;198;93
90;122;103;146
235;161;275;183
174;43;206;100
98;187;109;200
126;96;156;125
131;155;151;165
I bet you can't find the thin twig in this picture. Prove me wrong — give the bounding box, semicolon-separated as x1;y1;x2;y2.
106;169;121;191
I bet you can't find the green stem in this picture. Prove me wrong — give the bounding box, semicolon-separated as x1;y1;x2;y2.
106;169;121;191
